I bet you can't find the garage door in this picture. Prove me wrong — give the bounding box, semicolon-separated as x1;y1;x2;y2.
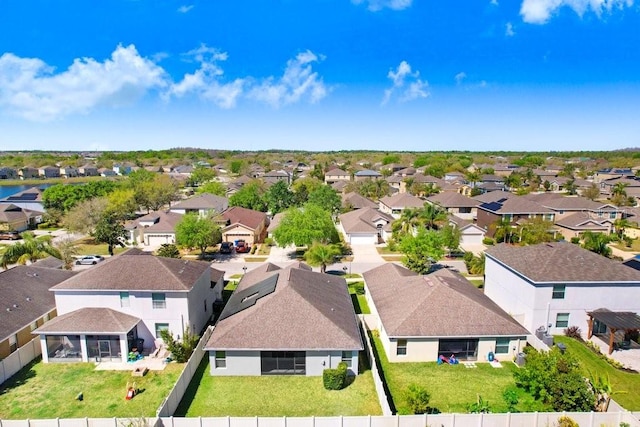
146;234;175;246
461;233;483;245
349;234;376;245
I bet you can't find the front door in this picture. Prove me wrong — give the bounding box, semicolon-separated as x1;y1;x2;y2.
98;340;112;358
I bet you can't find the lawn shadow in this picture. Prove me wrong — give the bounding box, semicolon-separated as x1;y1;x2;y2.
350;294;363;314
174;357;209;416
0;357;39;395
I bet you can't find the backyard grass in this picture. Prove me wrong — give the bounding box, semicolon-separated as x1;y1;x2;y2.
555;336;640;410
0;359;184;419
376;246;401;255
74;237;129;256
175;358;381;417
370;334;548;414
348;282;370;314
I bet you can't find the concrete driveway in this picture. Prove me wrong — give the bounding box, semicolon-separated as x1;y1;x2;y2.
351;244;385;263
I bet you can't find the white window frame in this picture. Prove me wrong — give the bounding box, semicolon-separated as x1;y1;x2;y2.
396;339;407;356
152;293;166;309
215;351;226;368
556;313;570;328
120;292;130;307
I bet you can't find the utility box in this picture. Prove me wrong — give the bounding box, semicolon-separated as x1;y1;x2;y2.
543;334;554;347
516;352;526;367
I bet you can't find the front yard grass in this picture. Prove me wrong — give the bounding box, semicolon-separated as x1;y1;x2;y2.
0;359;183;419
371;334;548;414
175;358;382;416
554;336;640;410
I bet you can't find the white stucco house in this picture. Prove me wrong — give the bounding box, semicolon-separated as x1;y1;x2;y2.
170;193;229;218
484;242;640;336
363;264;529;363
35;250;225;364
337;207;394;245
205;262;363;376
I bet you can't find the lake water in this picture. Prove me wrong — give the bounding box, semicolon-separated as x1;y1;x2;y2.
0;184;53;200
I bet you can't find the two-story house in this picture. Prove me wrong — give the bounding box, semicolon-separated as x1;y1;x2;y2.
378;193;425;219
170;193;229;218
425;192;479;221
324;168;351;184
476;196;555;237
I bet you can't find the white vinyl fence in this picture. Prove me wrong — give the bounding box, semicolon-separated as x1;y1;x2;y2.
156;326;215;417
0;338;41;385
358;316;392;416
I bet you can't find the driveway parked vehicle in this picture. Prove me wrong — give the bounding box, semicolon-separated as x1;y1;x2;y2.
220;242;234;254
0;231;21;240
76;255;105;265
235;240;249;253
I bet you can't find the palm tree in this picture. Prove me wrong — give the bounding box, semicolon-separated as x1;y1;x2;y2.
582;231;612;257
613;218;630;239
420;204;447;230
303;242;342;273
468;253;485;275
493;218;515;244
0;232;61;269
53;236;79;270
612;182;628;197
465;170;481;189
392;208;421;238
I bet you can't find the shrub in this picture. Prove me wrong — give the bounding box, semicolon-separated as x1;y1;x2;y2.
350;282;365;295
564;326;583;341
463;251;474;263
502;387;519;412
323;362;348;390
386;239;398;252
250;244;257;254
468;394;491;414
556;416;579;427
157;244;180;258
264;237;274;247
570;237;580;244
159;327;199;363
482;237;495;246
405;384;431;414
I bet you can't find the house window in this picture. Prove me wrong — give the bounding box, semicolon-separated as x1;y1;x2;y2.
495;338;510;354
215;351;226;368
556;313;570;328
152;293;166;309
396;339;407;356
460;207;472;214
43;312;50;322
609;212;616;219
30;321;38;332
9;334;18;353
120;292;130;307
155;323;169;338
503;214;512;222
552;285;565;299
341;351;353;368
597;211;603;218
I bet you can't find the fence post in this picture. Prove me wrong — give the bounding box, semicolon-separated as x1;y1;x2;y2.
505;412;510;427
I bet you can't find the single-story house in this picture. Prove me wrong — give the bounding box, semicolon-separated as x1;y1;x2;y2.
378;193;425;218
448;215;486;246
125;210;182;246
363;263;529;363
342;192;377;211
219;206;268;246
205;262;363;376
338;207;394;245
0;203;43;231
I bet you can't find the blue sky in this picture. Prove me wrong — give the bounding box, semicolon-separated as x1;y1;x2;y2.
0;0;639;152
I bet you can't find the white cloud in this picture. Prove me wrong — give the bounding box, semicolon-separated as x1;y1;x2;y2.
177;4;194;13
352;0;412;11
490;0;499;5
0;44;167;121
382;60;429;105
505;21;516;36
455;72;467;85
248;50;329;108
520;0;634;24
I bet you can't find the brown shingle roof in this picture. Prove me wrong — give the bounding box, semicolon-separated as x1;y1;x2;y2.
485;242;640;283
342;192;377;210
540;196;618;212
171;193;229;212
50;253;211;292
34;308;141;334
363;264;528;337
472;191;515;203
339;207;394;233
554;212;611;229
221;206;267;231
205;264;362;351
0;266;76;340
379;193;425;209
427;192;479;208
478;196;553;214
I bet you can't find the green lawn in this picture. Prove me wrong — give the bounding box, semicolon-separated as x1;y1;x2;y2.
348;282;370;314
555;336;640;410
0;359;184;419
175;358;382;416
74;237;129;256
371;334;548;414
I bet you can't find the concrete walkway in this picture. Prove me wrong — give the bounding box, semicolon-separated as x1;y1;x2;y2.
589;335;640;372
608;244;638;261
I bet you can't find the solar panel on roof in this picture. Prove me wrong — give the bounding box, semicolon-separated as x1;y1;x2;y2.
8;193;38;201
218;273;279;321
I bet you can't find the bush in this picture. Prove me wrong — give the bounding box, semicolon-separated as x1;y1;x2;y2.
264;237;274;247
570;237;580;244
159;327;199;363
482;237;495;246
250;244;257;254
386;239;398;252
323;362;348;390
564;326;583;341
405;384;431;414
463;251;474;263
502;387;519;412
157;244;180;258
350;282;365;295
557;416;579;427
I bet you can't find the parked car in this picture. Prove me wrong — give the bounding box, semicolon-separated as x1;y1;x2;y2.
76;255;105;265
220;242;233;254
235;240;249;253
0;231;21;240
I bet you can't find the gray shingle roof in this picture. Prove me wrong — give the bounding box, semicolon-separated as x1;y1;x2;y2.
34;307;141;334
427;192;479;208
363;264;528;337
50;253;212;292
554;212;611;229
0;266;76;340
205;263;362;351
171;193;229;212
485;242;640;283
478;196;553;214
472;191;515;203
342;192;377;210
379;193;425;209
339;207;394;233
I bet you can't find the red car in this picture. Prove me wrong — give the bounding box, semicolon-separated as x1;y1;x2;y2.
235;240;249;253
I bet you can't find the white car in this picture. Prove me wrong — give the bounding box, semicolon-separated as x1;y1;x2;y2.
76;255;105;265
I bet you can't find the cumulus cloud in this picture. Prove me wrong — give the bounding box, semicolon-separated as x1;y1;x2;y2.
520;0;634;24
352;0;412;11
382;61;429;105
247;50;328;108
455;72;467;85
0;44;167;121
505;22;516;36
177;4;194;13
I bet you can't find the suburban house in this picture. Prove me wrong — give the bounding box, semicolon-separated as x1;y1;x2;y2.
363;263;529;363
262;170;292;185
0;265;76;360
0;167;18;180
78;165;99;177
59;166;79;178
99;168;117;177
537;196;621;240
354;169;382;181
18;167;39;180
112;163;134;175
476;196;555;237
594;168;634;183
338;207;394;244
205;262;363;376
342;192;377;211
35;251;224;364
324;168;351;184
426;192;479;221
219;206;268;246
448;215;486;246
38;166;60;179
0;187;46;213
378;193;425;218
125;210;183;246
484;242;640;337
170;193;229;218
0;203;42;232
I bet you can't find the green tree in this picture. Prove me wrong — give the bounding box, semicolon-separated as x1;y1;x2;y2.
175;213;222;258
303;242;342;273
265;181;295;214
229;160;244;175
62;197;109;234
106;188;138;220
441;224;461;255
392;208;421;239
273;204;339;247
93;212;127;256
0;232;61;269
420;203;447;230
468;253;485;275
564;179;577;195
54;236;79;270
581;231;611;257
493;218;515;244
399;229;445;274
156;243;181;258
197;181;227;197
42;184;85;212
135;175;179;212
405;384;432;414
582;183;600;201
188;166;216;186
307;185;342;215
517;218;554;245
229;181;267;211
159;327;199;363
